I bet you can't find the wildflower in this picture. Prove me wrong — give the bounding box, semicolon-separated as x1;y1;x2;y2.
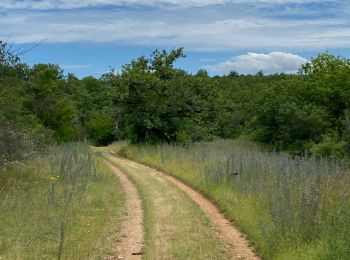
50;176;57;181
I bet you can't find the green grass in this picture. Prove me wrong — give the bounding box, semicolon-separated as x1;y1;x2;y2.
121;140;350;260
101;147;228;259
0;142;124;259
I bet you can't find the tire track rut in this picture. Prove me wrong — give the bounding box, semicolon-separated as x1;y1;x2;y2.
106;162;144;259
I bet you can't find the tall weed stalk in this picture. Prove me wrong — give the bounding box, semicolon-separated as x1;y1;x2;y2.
124;140;350;259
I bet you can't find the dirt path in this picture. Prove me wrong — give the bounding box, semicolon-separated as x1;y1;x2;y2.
101;148;260;259
110;154;259;260
106;162;144;259
104;151;228;259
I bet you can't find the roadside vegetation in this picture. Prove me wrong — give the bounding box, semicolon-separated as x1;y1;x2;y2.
1;43;125;259
0;142;124;259
122;140;350;259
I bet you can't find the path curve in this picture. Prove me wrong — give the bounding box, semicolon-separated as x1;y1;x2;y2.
106;162;144;259
111;153;260;260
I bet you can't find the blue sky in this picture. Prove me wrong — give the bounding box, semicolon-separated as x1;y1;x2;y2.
1;0;349;77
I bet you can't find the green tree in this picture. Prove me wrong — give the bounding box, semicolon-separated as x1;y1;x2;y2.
25;64;79;142
116;48;218;143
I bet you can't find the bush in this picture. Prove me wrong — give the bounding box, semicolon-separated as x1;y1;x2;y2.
310;132;347;159
86;117;116;146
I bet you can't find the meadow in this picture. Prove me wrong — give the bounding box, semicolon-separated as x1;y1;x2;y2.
0;142;124;259
122;140;350;260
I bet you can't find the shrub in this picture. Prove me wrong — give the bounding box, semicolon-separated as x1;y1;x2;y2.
310;132;347;159
86;117;116;146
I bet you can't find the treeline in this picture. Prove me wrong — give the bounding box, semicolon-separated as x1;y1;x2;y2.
1;42;115;166
1;41;350;166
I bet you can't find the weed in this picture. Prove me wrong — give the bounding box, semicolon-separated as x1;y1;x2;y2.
0;142;124;259
122;140;350;259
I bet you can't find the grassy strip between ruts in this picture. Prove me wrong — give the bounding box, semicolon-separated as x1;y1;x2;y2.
0;143;125;259
120;140;350;260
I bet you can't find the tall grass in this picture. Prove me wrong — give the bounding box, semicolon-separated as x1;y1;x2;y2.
0;142;124;259
122;140;350;259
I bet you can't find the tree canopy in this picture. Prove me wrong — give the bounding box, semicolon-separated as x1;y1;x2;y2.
1;42;350;166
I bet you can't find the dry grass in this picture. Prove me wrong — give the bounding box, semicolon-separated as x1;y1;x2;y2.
121;140;350;260
0;143;124;259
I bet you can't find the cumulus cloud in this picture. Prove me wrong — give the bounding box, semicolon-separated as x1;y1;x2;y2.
0;0;337;9
205;52;308;74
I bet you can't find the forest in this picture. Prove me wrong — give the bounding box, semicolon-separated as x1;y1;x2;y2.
1;41;350;167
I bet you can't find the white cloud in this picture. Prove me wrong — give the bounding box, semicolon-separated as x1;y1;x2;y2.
205;52;308;74
0;0;337;9
0;0;348;53
1;10;348;52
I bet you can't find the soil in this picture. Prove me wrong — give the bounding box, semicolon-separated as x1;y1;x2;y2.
106;162;144;260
